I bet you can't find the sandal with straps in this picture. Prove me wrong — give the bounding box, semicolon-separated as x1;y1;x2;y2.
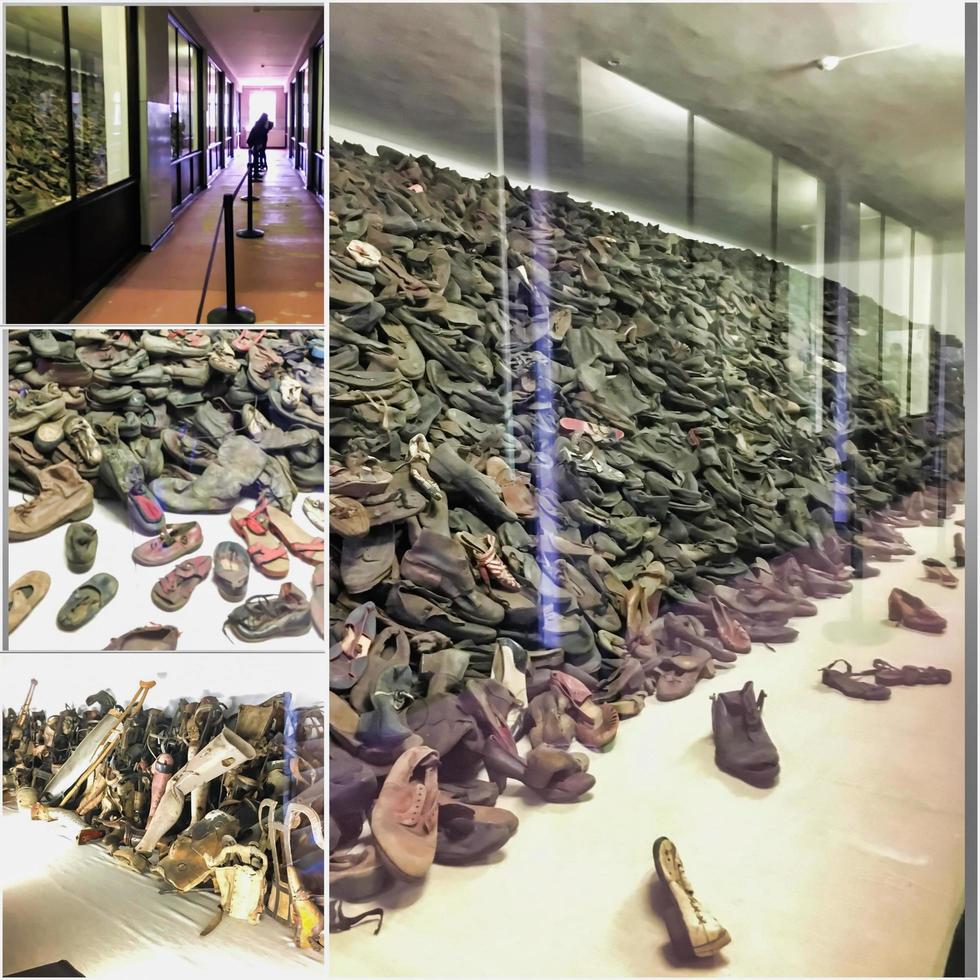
151;556;212;612
864;658;952;686
265;501;324;566
230;497;290;578
819;659;890;700
131;521;203;566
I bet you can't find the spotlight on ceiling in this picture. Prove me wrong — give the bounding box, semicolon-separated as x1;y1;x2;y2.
816;55;840;71
606;57;621;68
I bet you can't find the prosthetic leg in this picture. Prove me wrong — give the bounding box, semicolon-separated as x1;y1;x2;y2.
136;727;255;856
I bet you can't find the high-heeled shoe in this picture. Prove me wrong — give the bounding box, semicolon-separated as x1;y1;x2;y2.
887;588;947;633
922;558;958;588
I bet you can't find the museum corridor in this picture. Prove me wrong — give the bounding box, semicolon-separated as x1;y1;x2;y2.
5;5;324;324
73;150;324;324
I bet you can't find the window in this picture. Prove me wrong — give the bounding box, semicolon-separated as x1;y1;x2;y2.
225;78;234;144
881;217;912;413
301;64;309;143
248;89;277;129
856;204;883;372
207;59;217;146
6;5;130;226
169;19;198;159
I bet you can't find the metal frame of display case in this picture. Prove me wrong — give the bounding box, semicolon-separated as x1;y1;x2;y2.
6;6;142;324
169;15;205;214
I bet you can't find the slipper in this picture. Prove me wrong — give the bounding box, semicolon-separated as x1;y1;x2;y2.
104;623;180;650
9;571;51;633
151;556;212;611
56;573;118;631
230;499;290;579
820;659;890;700
212;541;251;601
266;502;324;565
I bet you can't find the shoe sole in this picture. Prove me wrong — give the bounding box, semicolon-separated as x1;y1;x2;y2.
9;500;94;542
214;578;248;602
224;619;311;643
66;559;95;574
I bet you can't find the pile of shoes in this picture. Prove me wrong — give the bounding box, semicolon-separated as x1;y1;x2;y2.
3;677;324;952
8;329;325;646
327;141;962;919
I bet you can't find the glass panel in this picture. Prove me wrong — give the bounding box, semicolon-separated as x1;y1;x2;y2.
300;65;309;142
776;159;823;273
67;5;129;197
169;23;178;158
187;42;198;151
692;115;772;253
175;30;189;155
579;58;689;230
881;217;912;413
856;204;882;373
909;232;934;414
6;6;72;224
316;43;324;151
226;79;233;143
207;60;216;145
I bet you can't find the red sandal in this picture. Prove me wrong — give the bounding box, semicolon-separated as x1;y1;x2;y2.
230;497;290;578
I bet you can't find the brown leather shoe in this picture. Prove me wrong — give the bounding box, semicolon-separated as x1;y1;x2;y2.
151;556;213;611
103;624;181;650
887;588;947;633
8;461;94;541
370;745;440;881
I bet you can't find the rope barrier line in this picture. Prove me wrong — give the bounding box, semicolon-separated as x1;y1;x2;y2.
193;152;257;324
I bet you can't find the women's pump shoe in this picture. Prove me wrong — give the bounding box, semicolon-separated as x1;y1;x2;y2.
887;588;947;633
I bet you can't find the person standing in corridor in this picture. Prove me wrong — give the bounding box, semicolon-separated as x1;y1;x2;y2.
247;112;269;177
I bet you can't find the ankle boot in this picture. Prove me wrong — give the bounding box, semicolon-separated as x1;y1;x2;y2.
8;460;94;541
136;727;256;855
151;436;268;513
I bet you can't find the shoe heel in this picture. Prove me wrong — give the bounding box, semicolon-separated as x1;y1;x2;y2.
887;596;903;624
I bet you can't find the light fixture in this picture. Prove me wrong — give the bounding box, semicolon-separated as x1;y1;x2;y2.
813;42;916;72
606;56;621;68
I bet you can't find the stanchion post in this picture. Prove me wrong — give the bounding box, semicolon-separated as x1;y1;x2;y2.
241;147;260;203
206;193;256;323
237;160;264;239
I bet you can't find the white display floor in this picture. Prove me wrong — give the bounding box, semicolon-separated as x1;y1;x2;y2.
7;490;323;652
1;802;322;976
329;509;966;978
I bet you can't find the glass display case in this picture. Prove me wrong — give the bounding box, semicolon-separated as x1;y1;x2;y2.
327;4;968;978
5;4;128;226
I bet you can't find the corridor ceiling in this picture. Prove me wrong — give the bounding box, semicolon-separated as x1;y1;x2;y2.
330;2;966;239
183;5;322;85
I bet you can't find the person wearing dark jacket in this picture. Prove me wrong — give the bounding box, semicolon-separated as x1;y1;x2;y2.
247;113;268;176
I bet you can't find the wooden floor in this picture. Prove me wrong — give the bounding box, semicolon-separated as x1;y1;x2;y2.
73;150;324;325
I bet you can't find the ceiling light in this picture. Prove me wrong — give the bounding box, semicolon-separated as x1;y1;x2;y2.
816;55;839;71
606;57;621;68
